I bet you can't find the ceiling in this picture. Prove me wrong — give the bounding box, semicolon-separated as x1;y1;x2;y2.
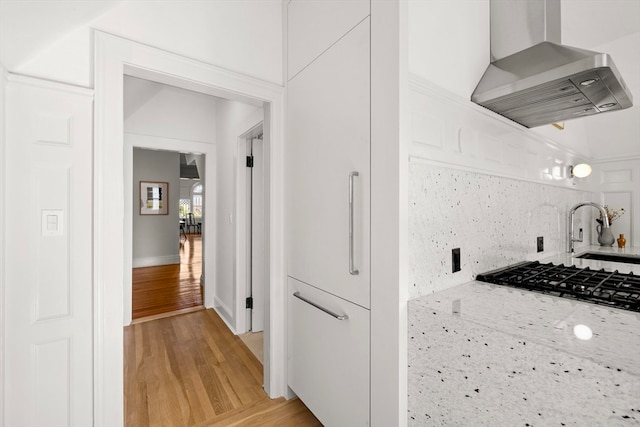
1;0;638;70
1;0;638;158
0;1;122;70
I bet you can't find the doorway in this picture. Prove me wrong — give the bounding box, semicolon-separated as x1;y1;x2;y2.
95;32;286;423
130;146;205;321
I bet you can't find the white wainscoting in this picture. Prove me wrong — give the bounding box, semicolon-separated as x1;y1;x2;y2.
408;74;594;190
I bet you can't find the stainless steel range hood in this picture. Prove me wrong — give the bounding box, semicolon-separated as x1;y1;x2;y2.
471;0;633;128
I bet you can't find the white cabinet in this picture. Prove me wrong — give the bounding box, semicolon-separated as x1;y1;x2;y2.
286;4;372;425
287;17;371;309
287;278;369;426
287;0;370;79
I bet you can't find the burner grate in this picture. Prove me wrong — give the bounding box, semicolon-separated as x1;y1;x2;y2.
476;261;640;312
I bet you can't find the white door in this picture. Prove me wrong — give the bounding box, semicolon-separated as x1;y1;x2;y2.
287;18;371;309
4;75;93;426
250;138;265;332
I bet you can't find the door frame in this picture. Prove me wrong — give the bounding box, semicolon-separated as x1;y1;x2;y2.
94;31;286;426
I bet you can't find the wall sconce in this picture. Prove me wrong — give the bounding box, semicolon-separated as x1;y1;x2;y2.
569;163;592;178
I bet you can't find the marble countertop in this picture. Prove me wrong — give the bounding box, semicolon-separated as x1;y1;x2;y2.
408;245;640;425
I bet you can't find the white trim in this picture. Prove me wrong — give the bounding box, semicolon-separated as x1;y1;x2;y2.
371;1;408;425
0;64;6;427
131;255;181;268
591;154;640;164
5;72;94;97
94;31;286;426
408;155;594;193
213;296;237;334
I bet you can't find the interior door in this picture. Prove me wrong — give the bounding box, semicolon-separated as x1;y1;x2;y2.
287;18;371;308
4;75;93;426
251;138;265;332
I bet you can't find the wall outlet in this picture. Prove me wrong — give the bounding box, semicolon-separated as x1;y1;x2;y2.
537;236;544;253
452;248;461;273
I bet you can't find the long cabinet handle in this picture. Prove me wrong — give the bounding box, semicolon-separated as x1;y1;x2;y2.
349;171;359;275
293;292;349;320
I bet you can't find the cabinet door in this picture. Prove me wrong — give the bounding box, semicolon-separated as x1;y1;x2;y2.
287;0;370;79
287;18;370;308
287;278;370;426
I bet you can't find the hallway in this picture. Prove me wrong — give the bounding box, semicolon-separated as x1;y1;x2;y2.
126;234;321;425
124;309;321;426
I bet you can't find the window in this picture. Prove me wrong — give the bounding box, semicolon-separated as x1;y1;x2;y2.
179;198;191;218
192;184;203;218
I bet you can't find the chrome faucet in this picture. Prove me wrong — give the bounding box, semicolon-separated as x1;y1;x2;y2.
567;202;610;253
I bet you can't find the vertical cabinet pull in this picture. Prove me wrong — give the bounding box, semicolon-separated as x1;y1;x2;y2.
349;171;359;275
293;292;349;320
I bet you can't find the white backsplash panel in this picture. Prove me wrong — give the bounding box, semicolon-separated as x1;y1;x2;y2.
409;162;595;299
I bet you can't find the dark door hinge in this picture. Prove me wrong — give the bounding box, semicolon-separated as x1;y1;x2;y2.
246;156;254;168
246;296;253;309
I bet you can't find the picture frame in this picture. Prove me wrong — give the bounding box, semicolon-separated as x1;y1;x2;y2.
140;181;168;215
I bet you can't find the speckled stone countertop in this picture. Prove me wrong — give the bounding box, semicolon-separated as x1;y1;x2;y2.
408;246;640;426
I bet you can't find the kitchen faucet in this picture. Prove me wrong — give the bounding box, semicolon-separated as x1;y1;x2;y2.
567;202;610;253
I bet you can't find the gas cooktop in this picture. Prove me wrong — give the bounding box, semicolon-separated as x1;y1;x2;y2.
476;261;640;313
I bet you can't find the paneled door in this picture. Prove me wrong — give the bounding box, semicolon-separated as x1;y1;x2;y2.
287;18;371;309
4;75;94;426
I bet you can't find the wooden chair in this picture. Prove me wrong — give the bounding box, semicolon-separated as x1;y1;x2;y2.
186;213;199;234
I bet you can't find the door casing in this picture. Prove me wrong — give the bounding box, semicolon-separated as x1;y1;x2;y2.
94;31;286;426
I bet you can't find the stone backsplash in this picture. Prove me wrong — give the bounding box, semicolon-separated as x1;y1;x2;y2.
409;162;596;299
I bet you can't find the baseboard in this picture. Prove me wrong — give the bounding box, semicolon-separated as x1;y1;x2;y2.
132;255;180;268
213;296;237;334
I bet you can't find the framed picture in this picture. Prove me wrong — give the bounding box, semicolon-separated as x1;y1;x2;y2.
140;181;168;215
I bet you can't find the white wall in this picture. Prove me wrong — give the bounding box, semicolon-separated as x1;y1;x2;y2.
213;98;263;328
125;76;215;229
132;148;181;267
14;0;283;87
0;64;6;424
408;0;489;101
125;76;217;142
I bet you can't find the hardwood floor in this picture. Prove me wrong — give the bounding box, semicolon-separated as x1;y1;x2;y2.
127;234;320;425
124;308;322;426
132;234;203;319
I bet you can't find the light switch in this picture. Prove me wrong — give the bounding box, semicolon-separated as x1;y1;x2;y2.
42;210;64;236
47;215;58;231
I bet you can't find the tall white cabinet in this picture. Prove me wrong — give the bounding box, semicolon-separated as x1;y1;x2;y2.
286;1;371;425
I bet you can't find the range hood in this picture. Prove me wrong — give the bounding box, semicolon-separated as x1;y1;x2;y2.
471;0;633;128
